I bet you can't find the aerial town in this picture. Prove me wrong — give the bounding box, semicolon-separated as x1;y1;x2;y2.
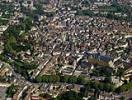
0;0;132;100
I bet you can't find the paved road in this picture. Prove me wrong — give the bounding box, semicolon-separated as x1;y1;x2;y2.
0;87;7;100
120;90;132;100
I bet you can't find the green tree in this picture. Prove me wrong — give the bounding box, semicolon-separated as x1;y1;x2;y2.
51;75;60;83
57;91;83;100
6;84;16;97
68;76;77;83
36;75;43;82
116;68;124;79
119;96;125;100
77;76;85;84
60;75;69;83
104;76;112;83
89;96;97;100
103;83;114;92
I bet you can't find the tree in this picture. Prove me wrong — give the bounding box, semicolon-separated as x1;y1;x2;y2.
89;81;99;91
103;83;114;92
34;3;44;15
119;96;125;100
81;82;92;97
36;75;43;82
6;84;16;97
4;35;16;54
39;93;52;99
51;75;60;83
98;83;104;91
68;76;77;83
104;76;112;83
77;76;85;84
89;96;97;100
42;75;50;83
24;17;33;32
116;68;124;79
60;75;69;83
115;81;132;93
112;0;118;5
56;91;83;100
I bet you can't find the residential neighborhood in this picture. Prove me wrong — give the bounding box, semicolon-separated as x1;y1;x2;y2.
0;0;132;100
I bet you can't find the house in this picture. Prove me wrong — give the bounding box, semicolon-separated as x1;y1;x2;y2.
0;25;8;34
60;65;75;75
0;62;12;78
87;53;114;68
12;86;28;100
30;94;39;100
123;67;132;81
98;93;114;100
111;76;124;87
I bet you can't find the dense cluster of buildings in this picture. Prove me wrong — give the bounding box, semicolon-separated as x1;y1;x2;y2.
0;0;132;100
